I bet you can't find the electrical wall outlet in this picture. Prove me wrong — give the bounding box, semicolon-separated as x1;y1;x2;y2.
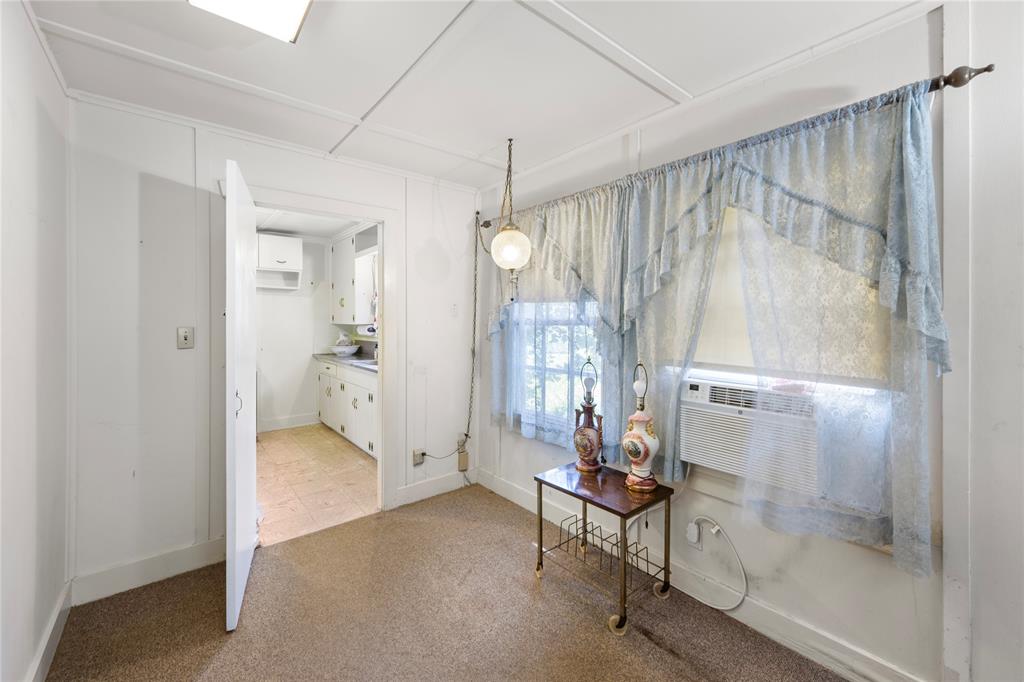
686;521;702;550
412;449;425;466
457;444;469;472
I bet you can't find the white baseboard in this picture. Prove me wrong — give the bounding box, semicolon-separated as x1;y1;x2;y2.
27;582;71;682
257;413;318;433
393;470;471;507
71;538;225;606
475;469;924;682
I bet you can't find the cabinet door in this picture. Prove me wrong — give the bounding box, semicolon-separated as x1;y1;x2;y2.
329;377;348;437
330;237;355;324
353;251;377;325
363;383;378;458
317;373;332;426
258;234;303;271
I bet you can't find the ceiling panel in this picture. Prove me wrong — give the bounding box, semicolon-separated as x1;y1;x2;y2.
45;30;352;150
561;1;909;95
335;127;505;188
32;0;468;117
256;207;365;238
365;1;674;170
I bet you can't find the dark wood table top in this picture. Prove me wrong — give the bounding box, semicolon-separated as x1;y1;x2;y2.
534;462;674;517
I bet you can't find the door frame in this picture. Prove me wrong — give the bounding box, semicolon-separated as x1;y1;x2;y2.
217;183;403;514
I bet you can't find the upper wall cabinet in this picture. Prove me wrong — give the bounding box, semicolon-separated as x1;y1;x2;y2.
330;236;355;323
331;224;378;325
258;233;302;271
256;233;303;290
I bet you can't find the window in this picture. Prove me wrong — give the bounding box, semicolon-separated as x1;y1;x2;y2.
511;300;602;441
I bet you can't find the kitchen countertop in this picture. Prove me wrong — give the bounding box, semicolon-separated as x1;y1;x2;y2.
313;353;378;374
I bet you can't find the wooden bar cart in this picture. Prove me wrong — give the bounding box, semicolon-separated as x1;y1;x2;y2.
534;462;674;635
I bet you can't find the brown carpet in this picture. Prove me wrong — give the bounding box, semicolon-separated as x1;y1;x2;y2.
48;485;840;681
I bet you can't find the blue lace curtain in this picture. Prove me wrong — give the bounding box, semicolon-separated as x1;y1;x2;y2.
489;81;947;575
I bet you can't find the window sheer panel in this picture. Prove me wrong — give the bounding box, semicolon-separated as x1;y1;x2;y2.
487;80;946;575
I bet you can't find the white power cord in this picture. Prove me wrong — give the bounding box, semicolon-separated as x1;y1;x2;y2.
624;497;747;612
687;515;747;612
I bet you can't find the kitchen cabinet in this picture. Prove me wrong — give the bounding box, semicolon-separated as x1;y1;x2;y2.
346;380;377;457
330;224;378;326
258;233;302;271
353;250;377;325
330;236;355;324
317;360;378;458
257;233;303;289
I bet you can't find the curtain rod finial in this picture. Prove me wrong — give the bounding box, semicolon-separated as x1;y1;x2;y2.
942;63;995;89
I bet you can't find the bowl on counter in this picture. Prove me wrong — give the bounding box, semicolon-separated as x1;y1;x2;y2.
330;345;360;357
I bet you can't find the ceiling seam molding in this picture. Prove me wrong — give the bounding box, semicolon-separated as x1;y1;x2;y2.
34;12;504;172
65;88;478;195
480;0;942;195
20;1;69;96
36;17;362;125
516;0;693;104
327;0;474;155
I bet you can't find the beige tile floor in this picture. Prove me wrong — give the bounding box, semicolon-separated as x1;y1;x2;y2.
256;423;378;546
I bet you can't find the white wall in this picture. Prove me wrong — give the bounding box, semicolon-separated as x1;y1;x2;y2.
0;3;70;680
477;11;947;682
404;179;476;489
962;2;1024;679
255;241;334;432
68;98;478;603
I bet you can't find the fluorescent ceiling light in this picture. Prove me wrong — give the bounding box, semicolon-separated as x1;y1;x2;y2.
188;0;313;43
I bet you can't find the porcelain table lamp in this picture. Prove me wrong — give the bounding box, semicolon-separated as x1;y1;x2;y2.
572;358;603;473
621;363;659;493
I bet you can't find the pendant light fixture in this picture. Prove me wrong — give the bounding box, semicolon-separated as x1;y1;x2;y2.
490;139;531;271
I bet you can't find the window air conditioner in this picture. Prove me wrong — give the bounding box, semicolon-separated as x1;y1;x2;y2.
679;370;819;496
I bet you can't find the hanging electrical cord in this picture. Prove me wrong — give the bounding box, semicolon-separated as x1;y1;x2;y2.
454;212;485;476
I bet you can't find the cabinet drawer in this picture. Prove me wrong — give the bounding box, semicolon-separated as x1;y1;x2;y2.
258;234;303;271
318;361;339;378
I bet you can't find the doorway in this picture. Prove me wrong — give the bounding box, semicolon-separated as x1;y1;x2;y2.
251;207;382;545
223;160;389;631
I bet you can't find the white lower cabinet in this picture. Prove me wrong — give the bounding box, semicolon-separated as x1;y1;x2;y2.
318;363;377;458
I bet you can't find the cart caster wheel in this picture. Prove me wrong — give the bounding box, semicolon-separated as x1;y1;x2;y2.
654;581;671;600
535;566;543;579
607;614;628;636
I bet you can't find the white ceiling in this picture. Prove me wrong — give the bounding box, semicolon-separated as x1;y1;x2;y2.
32;0;913;188
255;206;366;238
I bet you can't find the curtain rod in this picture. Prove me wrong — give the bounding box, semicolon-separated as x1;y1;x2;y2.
928;63;995;92
487;63;997;223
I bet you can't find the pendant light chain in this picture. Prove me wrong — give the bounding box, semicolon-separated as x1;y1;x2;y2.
499;138;514;228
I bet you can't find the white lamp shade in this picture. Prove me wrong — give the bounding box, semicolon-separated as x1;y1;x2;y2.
491;224;532;270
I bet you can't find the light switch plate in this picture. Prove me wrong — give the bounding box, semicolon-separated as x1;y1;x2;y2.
177;326;195;349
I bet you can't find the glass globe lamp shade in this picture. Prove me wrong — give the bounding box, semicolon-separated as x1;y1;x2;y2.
490;223;532;270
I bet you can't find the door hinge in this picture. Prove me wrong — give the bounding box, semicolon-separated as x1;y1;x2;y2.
368;393;373;403
369;441;374;452
341;425;346;433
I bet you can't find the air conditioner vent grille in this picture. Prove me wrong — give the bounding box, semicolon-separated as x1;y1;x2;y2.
708;384;814;418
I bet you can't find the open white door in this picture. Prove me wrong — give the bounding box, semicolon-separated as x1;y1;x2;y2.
225;160;258;631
